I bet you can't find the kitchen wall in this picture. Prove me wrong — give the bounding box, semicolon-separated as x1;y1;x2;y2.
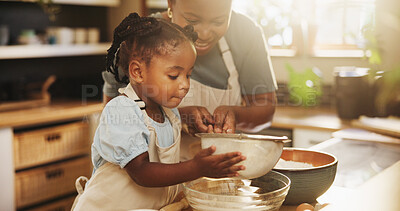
376;0;400;70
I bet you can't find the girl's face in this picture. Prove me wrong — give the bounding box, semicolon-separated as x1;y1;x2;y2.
138;42;196;108
169;0;232;56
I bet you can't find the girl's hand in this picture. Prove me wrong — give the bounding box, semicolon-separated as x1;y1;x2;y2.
192;146;246;178
180;106;215;135
213;105;236;133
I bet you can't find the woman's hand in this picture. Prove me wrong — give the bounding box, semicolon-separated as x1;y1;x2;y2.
213;105;236;133
192;146;246;178
179;106;215;135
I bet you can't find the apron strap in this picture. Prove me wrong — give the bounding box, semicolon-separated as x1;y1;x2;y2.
75;176;89;194
119;84;150;125
120;84;180;203
218;37;242;103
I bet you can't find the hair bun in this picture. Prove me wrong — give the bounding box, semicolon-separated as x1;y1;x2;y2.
183;25;198;43
116;13;161;39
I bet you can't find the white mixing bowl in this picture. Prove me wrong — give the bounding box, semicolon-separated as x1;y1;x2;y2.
196;133;290;179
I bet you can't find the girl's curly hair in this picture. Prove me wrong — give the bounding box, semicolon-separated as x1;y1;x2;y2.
106;12;197;84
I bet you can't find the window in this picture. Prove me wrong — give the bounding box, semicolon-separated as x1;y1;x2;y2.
232;0;376;55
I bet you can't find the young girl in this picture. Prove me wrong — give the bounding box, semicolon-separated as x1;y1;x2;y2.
72;13;246;210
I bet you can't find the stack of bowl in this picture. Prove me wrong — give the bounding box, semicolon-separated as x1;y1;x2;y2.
183;171;290;211
183;133;292;210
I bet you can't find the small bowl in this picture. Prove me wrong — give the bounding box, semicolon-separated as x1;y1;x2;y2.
183;170;291;211
272;148;338;205
196;133;290;179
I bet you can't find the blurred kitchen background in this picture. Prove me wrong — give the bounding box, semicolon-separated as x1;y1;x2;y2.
0;0;399;210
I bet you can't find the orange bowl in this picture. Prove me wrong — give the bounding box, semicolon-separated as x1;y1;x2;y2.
272;148;337;205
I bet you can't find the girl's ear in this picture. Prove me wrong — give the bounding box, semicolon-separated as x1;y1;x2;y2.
128;60;145;84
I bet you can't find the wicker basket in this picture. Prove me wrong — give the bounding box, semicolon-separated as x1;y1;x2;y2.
14;121;90;170
15;156;91;208
25;195;76;211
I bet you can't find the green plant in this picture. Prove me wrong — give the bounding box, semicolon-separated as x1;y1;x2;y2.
36;0;61;22
286;63;323;107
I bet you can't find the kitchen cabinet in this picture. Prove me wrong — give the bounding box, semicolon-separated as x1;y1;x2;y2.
0;1;110;103
0;102;103;210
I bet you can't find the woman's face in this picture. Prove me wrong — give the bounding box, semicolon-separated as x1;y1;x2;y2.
170;0;232;56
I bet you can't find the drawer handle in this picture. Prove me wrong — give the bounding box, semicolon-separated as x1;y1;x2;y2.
45;169;64;180
45;133;62;142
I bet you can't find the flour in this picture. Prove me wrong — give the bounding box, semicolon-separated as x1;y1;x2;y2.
275;158;314;169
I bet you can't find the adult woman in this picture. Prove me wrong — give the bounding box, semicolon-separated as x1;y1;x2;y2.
102;0;277;159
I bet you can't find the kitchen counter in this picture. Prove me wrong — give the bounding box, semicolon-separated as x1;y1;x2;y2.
321;160;400;211
280;137;400;211
272;106;351;131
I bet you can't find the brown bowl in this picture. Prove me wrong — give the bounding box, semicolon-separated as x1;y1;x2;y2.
272;148;338;205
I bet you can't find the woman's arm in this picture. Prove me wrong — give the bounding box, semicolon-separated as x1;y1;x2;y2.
178;106;215;134
213;92;276;133
124;146;245;187
178;92;276;134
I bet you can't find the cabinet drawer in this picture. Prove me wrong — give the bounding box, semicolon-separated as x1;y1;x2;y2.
15;157;91;208
14;122;90;170
25;195;76;211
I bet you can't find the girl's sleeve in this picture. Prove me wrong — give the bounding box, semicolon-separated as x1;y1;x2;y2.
93;98;150;168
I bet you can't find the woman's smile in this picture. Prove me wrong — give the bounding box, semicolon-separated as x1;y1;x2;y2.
195;41;212;52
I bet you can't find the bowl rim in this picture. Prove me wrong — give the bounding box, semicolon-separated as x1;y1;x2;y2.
195;133;291;143
273;147;338;171
183;170;291;198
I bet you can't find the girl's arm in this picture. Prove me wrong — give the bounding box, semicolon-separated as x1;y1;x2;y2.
124;146;246;187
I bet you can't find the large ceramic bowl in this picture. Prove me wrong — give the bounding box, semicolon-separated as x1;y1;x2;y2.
272;148;338;205
196;133;290;179
183;171;291;211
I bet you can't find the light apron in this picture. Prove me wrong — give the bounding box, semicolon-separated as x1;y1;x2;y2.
72;84;181;210
178;37;242;161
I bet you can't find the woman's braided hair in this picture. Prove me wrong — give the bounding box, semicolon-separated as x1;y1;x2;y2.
106;12;197;84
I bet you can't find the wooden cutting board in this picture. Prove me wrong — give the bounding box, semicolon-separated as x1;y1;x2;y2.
332;128;400;144
351;116;400;138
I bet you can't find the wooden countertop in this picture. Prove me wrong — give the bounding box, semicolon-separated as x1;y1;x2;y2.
272;106;351;131
0;101;103;128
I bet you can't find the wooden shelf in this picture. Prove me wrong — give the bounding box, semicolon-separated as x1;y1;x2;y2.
0;0;120;7
0;43;110;59
0;101;103;128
